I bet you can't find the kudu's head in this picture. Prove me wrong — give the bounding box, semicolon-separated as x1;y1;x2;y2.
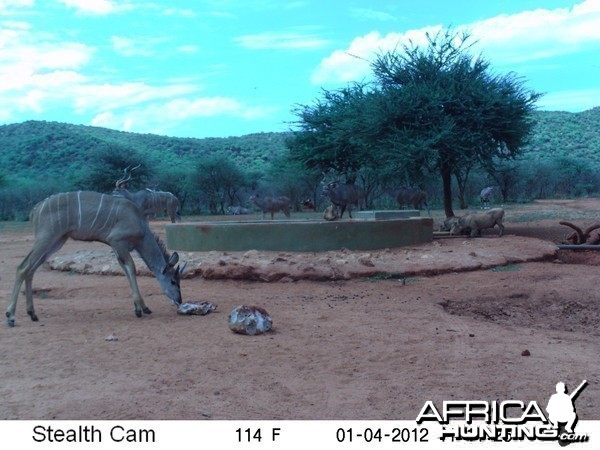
321;180;339;197
114;164;141;190
158;252;186;305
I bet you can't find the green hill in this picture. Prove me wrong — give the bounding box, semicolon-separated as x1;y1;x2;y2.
0;107;599;219
1;108;599;184
524;108;600;163
0;120;291;184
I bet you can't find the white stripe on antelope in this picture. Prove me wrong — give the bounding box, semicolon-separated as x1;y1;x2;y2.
6;191;186;327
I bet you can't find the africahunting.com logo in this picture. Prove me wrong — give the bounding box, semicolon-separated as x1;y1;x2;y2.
416;380;589;445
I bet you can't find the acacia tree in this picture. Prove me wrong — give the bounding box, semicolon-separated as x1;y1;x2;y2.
264;156;323;210
289;28;541;217
193;154;249;214
288;82;381;182
372;29;541;217
78;146;154;193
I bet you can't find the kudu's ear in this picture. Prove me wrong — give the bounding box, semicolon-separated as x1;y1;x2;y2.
168;252;179;267
178;262;187;275
162;252;179;274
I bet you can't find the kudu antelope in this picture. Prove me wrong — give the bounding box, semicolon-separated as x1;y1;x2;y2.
113;166;181;223
480;186;495;209
321;180;363;219
396;187;430;215
249;194;291;220
6;191;186;327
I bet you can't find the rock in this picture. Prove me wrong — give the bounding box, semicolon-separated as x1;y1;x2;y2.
228;305;272;335
358;255;375;267
521;349;531;356
243;250;259;259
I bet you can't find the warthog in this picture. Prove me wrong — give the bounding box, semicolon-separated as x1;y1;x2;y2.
227;206;249;215
322;181;363;218
450;208;505;237
396;187;429;214
439;216;461;232
302;199;315;211
323;205;340;221
250;194;291;219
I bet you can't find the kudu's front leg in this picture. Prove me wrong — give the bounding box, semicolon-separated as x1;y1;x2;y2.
24;276;39;322
113;248;152;318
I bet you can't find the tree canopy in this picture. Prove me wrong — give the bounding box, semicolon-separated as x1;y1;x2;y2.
288;28;542;217
192;154;251;214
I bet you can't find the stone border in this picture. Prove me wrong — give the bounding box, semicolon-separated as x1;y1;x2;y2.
48;235;558;282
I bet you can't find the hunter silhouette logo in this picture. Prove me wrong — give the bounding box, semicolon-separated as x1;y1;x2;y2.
547;380;588;446
416;380;590;443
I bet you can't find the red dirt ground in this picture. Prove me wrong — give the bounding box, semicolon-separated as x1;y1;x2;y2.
0;199;598;420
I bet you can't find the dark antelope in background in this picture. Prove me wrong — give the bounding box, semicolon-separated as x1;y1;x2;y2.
6;191;186;327
250;194;291;219
396;187;430;215
113;166;181;223
321;180;363;219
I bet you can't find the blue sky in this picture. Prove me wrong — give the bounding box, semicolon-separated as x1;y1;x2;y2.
0;0;598;138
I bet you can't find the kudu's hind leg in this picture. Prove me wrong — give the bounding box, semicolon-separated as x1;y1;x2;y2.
6;271;26;327
112;246;152;318
6;236;68;327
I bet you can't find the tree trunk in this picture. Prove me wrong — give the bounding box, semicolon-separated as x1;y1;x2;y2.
441;163;455;218
453;165;471;210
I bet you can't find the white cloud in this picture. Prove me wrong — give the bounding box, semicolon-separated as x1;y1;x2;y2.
18;88;46;112
469;0;600;63
91;97;276;134
56;0;131;15
311;27;437;84
73;82;199;113
163;97;259;119
162;8;196;18
285;2;307;9
111;36;167;57
537;88;600;111
350;8;397;22
0;0;34;10
91;111;131;131
0;19;197;122
312;0;600;84
0;16;275;133
0;20;92;93
177;44;198;54
111;36;138;56
234;30;330;50
209;10;237;19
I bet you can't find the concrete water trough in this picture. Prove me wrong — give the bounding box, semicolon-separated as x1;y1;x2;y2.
166;211;433;253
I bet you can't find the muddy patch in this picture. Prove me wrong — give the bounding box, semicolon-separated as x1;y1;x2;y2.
440;289;600;335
